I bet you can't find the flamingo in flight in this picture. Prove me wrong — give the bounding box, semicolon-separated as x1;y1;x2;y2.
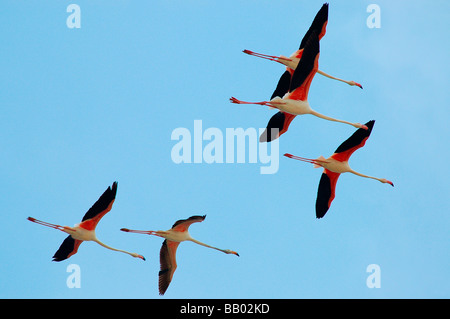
242;3;363;90
244;3;362;89
236;3;362;142
230;30;367;142
284;120;394;218
121;215;239;295
28;182;145;261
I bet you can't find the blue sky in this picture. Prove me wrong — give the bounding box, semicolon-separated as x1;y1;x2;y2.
0;0;448;299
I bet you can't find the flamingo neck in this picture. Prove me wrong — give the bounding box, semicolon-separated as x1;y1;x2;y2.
349;169;382;182
309;110;356;127
93;238;135;257
188;238;226;253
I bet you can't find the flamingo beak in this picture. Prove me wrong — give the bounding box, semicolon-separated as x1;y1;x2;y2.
139;255;146;261
388;181;394;187
232;251;240;257
356;83;363;89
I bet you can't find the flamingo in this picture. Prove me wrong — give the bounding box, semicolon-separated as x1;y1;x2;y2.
120;215;239;295
243;3;362;89
27;182;145;261
238;3;362;143
230;30;367;142
284;120;394;218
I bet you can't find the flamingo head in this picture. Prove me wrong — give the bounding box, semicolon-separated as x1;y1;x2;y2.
380;179;394;187
131;253;146;261
353;123;369;130
224;249;240;257
348;81;363;89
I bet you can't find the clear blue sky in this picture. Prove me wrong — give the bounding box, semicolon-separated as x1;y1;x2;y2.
1;0;448;299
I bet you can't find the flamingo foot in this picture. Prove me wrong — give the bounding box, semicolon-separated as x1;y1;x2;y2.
229;97;272;107
229;97;244;104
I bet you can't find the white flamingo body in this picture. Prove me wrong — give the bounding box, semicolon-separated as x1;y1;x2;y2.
271;96;313;115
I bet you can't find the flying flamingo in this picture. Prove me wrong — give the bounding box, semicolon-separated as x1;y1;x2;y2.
230;30;367;142
28;182;145;261
243;3;362;90
238;3;362;142
120;215;239;295
284;120;394;218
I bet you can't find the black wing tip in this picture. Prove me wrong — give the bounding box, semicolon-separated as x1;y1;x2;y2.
314;3;329;21
259;131;268;143
188;214;206;220
365;120;375;132
315;208;329;219
315;173;333;219
111;181;118;195
52;253;68;262
261;112;285;142
259;129;279;143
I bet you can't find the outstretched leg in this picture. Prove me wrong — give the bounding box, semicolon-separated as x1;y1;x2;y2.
27;217;75;232
120;228;167;238
230;97;287;110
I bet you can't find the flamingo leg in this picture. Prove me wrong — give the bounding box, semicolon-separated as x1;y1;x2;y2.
27;217;70;232
229;97;284;109
120;228;165;237
243;50;292;64
284;154;317;164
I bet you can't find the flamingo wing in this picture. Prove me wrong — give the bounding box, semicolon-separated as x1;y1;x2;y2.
288;30;320;100
52;235;83;262
270;3;328;100
259;111;296;142
263;3;327;141
261;32;319;142
158;239;180;295
171;215;206;232
316;170;340;218
331;120;375;162
79;181;118;231
298;3;329;49
270;70;292;100
260;69;296;143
